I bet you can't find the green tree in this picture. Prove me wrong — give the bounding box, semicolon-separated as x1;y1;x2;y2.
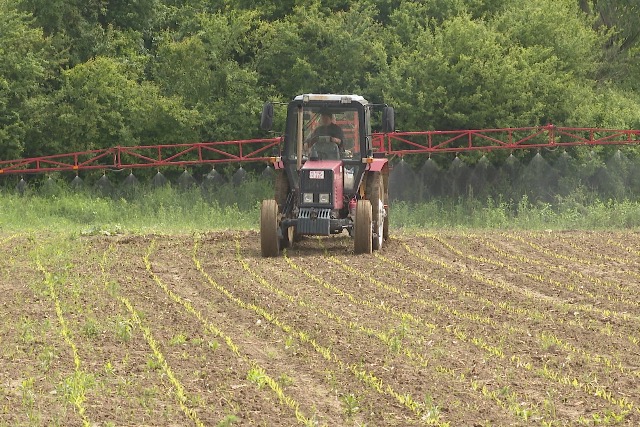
581;0;640;53
580;0;640;88
494;0;639;128
252;1;387;97
103;0;160;32
24;56;199;157
493;0;604;79
373;0;632;132
220;0;354;21
6;0;640;167
149;10;263;141
365;0;509;31
19;0;159;66
18;0;105;65
0;0;50;160
374;15;577;131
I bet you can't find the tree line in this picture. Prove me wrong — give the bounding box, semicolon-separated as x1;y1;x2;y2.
1;0;639;163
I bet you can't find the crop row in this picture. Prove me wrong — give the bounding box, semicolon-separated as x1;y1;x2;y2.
35;260;92;427
365;244;634;422
144;239;314;425
412;234;640;369
419;232;640;347
296;244;540;423
2;230;638;426
298;232;639;424
193;237;450;426
233;233;634;425
394;233;640;422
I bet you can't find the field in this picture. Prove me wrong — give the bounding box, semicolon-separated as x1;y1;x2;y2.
1;229;640;426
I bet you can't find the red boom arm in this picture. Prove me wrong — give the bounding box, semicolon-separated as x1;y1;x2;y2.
0;138;282;175
1;126;639;175
372;125;640;154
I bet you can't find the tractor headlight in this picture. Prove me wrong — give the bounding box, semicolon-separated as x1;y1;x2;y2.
318;193;330;204
303;193;314;204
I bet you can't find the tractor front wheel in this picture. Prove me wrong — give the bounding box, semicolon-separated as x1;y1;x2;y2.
260;199;280;257
354;199;372;254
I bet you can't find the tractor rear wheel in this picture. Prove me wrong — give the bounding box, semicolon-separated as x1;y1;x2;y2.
354;199;372;254
275;170;289;213
366;172;386;250
260;199;279;257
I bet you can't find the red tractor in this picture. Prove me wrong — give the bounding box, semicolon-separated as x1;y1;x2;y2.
259;94;394;256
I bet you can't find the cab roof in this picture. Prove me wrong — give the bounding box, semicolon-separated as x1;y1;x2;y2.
292;94;368;106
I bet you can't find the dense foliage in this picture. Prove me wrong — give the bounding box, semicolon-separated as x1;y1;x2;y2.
1;0;639;161
1;0;639;213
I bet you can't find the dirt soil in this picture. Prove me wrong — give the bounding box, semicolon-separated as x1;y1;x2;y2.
1;230;640;426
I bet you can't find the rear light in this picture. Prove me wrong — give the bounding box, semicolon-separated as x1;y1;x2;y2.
303;193;314;203
318;193;330;204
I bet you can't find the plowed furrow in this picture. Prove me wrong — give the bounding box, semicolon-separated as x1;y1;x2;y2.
275;236;637;423
143;237;323;426
194;235;441;426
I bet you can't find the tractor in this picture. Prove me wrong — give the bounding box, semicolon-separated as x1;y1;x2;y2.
259;93;394;257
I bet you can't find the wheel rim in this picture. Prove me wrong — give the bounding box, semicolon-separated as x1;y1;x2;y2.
375;197;384;249
371;174;385;251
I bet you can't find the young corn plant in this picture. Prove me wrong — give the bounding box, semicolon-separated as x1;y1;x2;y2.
214;237;443;424
421;395;441;424
114;316;134;343
169;333;188;346
38;346;56;372
340;393;360;417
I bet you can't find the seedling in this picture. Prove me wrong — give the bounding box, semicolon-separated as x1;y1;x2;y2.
217;414;240;427
340;393;360;417
247;367;268;389
146;355;162;371
38;346;56;371
19;317;36;344
277;373;294;387
114;317;134;342
169;333;188;346
82;318;100;339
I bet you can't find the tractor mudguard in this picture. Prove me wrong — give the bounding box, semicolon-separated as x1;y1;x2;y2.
272;159;285;169
365;158;388;172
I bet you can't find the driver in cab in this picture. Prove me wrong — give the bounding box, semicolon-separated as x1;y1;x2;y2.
304;112;345;155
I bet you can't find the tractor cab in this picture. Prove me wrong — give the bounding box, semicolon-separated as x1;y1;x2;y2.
280;95;370;192
260;94;394;257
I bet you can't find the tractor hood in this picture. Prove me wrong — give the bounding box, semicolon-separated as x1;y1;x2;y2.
299;159;344;209
301;159;343;172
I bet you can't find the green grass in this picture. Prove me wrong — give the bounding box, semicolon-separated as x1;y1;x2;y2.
0;179;271;234
2;179;640;233
391;195;640;230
